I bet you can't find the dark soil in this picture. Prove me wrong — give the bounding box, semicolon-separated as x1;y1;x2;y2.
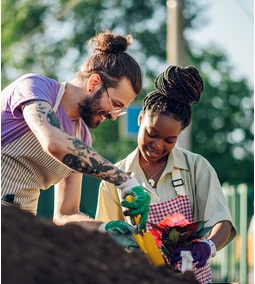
2;205;198;284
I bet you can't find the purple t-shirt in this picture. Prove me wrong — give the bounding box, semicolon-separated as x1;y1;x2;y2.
1;73;92;147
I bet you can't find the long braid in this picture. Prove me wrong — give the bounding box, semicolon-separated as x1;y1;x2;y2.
142;65;204;130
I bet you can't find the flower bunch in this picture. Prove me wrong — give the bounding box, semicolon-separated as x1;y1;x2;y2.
149;213;213;260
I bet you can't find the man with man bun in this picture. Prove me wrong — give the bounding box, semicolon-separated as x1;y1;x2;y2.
1;30;150;249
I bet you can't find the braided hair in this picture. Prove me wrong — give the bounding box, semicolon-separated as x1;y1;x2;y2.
142;65;204;130
76;29;142;94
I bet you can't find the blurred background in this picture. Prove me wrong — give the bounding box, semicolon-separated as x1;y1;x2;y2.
1;0;254;283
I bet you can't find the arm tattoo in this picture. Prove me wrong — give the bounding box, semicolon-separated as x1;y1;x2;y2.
63;137;128;184
36;103;47;114
68;137;88;150
22;100;43;109
23;100;47;126
23;100;63;130
47;110;62;130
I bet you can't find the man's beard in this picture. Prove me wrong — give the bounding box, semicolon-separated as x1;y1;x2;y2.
78;89;109;128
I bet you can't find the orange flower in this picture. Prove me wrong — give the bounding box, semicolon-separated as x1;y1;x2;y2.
149;228;162;246
159;213;190;228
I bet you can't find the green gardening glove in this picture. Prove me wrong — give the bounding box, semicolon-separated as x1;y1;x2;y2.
119;178;151;232
99;220;139;250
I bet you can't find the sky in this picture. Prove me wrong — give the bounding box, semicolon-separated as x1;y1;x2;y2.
187;0;254;88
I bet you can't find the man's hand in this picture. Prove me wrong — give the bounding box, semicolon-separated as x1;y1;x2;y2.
99;220;139;250
170;240;216;268
118;178;151;232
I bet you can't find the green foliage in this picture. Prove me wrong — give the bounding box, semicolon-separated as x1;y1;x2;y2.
168;229;180;248
1;0;253;188
1;0;50;84
189;47;253;185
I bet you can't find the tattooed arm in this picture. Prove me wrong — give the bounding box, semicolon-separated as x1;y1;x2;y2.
22;100;130;185
21;100;127;229
22;100;151;231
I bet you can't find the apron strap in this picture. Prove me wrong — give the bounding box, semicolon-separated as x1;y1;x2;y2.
53;82;66;112
75;119;81;139
53;82;81;139
171;168;185;196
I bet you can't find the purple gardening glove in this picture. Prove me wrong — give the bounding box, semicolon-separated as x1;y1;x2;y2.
170;240;216;268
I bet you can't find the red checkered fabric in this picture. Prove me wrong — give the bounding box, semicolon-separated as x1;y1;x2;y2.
147;195;194;229
147;195;212;284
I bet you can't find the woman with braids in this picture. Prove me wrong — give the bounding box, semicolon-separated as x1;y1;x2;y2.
1;30;151;249
95;65;236;283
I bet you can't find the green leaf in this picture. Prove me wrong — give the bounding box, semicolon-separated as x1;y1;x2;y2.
168;228;180;247
196;220;209;232
161;245;171;257
195;226;214;239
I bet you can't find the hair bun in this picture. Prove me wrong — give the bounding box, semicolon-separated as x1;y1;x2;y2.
154;65;204;105
88;29;133;55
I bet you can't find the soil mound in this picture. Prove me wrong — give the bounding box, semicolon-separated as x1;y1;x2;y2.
2;205;198;284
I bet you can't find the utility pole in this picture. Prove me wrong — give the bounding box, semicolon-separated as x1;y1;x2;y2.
166;0;191;150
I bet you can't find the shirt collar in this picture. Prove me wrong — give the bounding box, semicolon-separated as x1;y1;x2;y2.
171;146;189;170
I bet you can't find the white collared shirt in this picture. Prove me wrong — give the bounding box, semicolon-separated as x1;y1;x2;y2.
95;146;237;247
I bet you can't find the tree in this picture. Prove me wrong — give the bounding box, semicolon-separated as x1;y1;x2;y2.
189;46;253;185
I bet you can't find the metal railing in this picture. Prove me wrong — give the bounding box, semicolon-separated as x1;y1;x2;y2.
209;183;254;284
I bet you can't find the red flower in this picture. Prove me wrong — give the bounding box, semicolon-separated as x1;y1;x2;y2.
150;228;162;246
159;213;191;228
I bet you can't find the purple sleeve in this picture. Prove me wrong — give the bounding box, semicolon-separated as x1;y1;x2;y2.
2;74;92;148
1;74;59;146
10;75;58;118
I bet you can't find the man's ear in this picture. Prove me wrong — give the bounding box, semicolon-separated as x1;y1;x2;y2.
86;74;101;92
138;111;143;126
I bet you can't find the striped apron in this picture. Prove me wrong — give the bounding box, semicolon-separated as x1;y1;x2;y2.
1;83;80;215
147;168;212;284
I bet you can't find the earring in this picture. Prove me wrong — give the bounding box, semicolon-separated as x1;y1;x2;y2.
89;89;91;92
